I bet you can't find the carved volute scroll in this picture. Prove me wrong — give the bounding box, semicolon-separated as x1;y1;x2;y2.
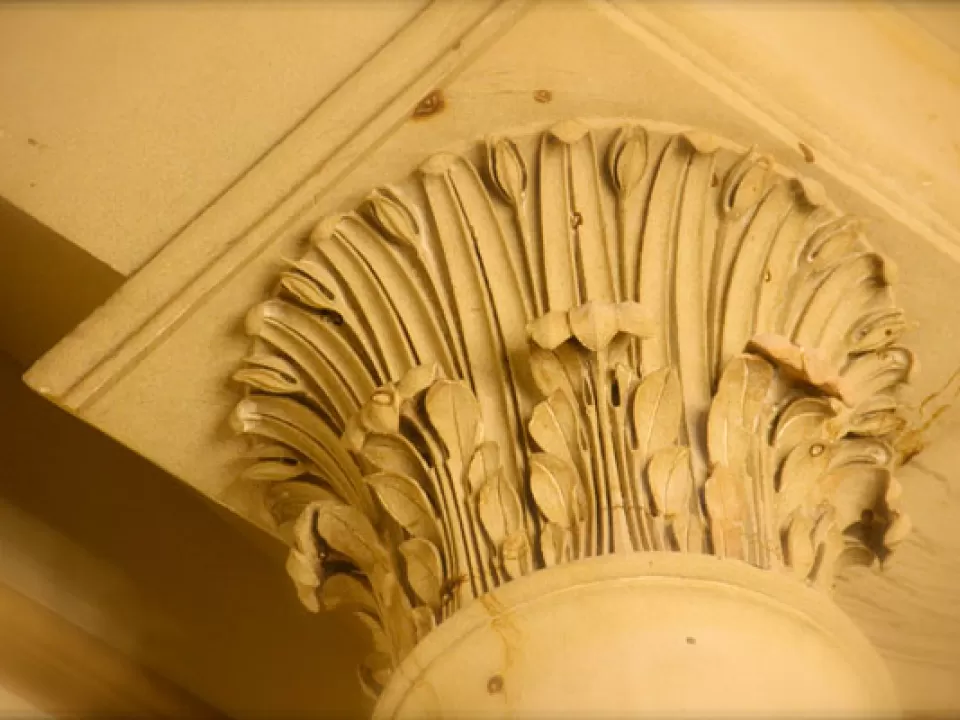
230;119;915;696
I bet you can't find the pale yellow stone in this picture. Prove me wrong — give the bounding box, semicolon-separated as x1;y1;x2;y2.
6;2;960;716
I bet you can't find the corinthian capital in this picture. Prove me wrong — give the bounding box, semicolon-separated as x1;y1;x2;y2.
231;120;916;712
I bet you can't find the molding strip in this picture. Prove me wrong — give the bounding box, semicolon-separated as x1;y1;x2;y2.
596;0;960;262
25;0;535;410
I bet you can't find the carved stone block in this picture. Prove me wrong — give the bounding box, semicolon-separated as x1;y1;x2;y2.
231;120;914;705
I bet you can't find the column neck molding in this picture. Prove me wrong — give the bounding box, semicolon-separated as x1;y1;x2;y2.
230;118;916;703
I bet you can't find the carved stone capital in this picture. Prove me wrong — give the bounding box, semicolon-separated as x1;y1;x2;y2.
231;120;915;705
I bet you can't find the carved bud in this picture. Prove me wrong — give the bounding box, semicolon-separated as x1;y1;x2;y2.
360;389;402;436
281;269;336;313
361;187;421;251
487;137;527;206
568;302;619;352
528;310;573;351
280;260;334;310
608;126;648;197
528;302;655;353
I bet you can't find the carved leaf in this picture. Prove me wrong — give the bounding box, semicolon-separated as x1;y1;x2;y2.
848;307;907;353
708;355;773;470
241;458;306;482
360;434;433;489
540;522;571;567
529;345;573;399
704;465;747;559
632;367;683;461
358;652;394;700
528;311;574;351
399;538;444;610
647;446;693;518
367;472;441;544
233;395;368;511
722;151;771;216
263;480;339;530
320;574;379;615
671;513;705;554
847;396;904;437
287;509;325;611
501;529;533;580
776;441;831;527
786;513;816;578
424;380;482;473
774;397;839;451
615;303;657;339
354;612;392;657
233;354;303;395
529;453;577;527
747;334;844;399
841;347;915;405
410;606;436;642
313;501;387;573
396;363;443;399
477;475;524;547
230;122;918;681
529;392;579;467
286;548;321;590
825;440;894;531
568;302;620;352
467;441;501;494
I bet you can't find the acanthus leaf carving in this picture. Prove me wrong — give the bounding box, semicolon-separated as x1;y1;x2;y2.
230;119;932;689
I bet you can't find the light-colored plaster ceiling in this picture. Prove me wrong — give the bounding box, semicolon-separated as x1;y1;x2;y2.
0;0;428;275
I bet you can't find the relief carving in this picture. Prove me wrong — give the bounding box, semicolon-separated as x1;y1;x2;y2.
231;120;915;695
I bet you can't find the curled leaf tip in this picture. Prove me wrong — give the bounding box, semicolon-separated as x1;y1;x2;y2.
548;119;589;144
419;152;460;177
681;129;720;156
310;214;345;247
723;151;773;216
